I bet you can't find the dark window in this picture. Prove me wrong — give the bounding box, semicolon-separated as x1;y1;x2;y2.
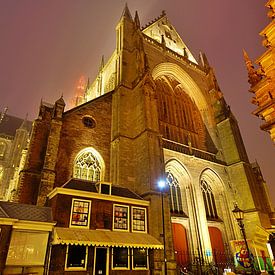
82;116;96;128
166;171;183;214
101;184;110;194
201;179;218;220
66;245;86;268
133;248;148;269
112;248;129;268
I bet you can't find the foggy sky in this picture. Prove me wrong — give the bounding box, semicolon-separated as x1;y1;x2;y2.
0;0;274;204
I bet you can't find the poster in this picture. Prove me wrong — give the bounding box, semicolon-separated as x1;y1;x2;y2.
230;239;273;272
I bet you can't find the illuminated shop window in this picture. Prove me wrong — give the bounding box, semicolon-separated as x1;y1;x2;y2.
74;149;103;181
200;179;218;219
6;230;49;265
70;199;91;228
65;245;87;270
113;204;129;231
132;248;148;269
166;171;183;214
132;207;146;232
112;248;129;269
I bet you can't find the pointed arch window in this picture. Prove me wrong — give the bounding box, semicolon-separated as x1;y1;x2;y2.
200;179;218;220
73;149;103;181
166;171;183;214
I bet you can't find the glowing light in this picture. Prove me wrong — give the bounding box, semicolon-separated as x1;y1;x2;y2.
158;180;166;190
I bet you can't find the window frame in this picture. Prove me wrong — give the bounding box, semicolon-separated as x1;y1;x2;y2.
131;206;147;233
113;204;129;232
132;248;149;270
111;247;130;270
69;198;91;229
65;244;88;271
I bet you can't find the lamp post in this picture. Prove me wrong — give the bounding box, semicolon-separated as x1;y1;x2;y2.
158;180;168;275
232;204;255;274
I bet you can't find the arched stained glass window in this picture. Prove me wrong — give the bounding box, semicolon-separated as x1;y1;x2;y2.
200;179;218;219
166;171;183;214
74;150;102;181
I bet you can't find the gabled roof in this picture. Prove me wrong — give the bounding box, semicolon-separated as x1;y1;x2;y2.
0;113;32;137
142;13;197;64
0;201;53;222
61;178;143;200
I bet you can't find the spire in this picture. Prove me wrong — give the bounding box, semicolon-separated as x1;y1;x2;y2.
19;113;29;131
134;11;140;29
100;55;105;72
85;77;90;92
121;3;132;21
243;49;262;87
199;52;210;72
55;94;65;106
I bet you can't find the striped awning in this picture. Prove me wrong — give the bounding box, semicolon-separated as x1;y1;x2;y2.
53;227;163;249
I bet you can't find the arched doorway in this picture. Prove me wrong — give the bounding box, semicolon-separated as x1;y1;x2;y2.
172;223;189;268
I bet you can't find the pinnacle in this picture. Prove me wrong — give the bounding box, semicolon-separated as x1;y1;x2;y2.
121;3;133;21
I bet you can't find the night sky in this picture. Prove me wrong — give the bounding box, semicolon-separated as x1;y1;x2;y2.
0;1;274;204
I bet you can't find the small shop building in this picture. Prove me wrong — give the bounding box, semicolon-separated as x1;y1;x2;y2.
47;179;163;274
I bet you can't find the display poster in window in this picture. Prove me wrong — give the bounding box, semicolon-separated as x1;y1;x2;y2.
71;200;90;226
132;207;146;232
114;205;128;230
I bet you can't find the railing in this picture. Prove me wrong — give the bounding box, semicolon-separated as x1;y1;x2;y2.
162;139;226;165
176;249;235;275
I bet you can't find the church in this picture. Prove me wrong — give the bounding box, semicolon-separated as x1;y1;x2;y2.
1;4;274;275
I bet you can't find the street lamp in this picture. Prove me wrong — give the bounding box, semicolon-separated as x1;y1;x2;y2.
158;180;168;275
232;204;255;274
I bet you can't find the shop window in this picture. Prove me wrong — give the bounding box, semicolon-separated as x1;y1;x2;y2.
6;230;49;265
65;245;87;270
132;248;148;269
132;207;146;232
70;199;91;228
113;204;129;231
112;248;129;269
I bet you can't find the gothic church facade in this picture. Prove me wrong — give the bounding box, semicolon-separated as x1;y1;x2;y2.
14;6;274;274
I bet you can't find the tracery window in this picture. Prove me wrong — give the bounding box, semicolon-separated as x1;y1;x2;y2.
166;171;183;214
200;179;218;219
74;149;102;181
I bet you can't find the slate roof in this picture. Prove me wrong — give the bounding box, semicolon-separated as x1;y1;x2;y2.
62;178;143;200
0;201;53;222
0;113;32;137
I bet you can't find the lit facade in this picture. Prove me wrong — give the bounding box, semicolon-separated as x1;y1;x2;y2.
11;5;275;274
0;110;31;200
244;0;275;143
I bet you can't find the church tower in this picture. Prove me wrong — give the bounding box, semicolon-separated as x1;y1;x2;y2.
14;5;274;274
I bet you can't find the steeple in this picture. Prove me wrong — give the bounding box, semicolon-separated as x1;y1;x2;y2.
134;11;140;29
120;3;132;21
99;55;105;72
243;49;262;87
199;52;210;72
